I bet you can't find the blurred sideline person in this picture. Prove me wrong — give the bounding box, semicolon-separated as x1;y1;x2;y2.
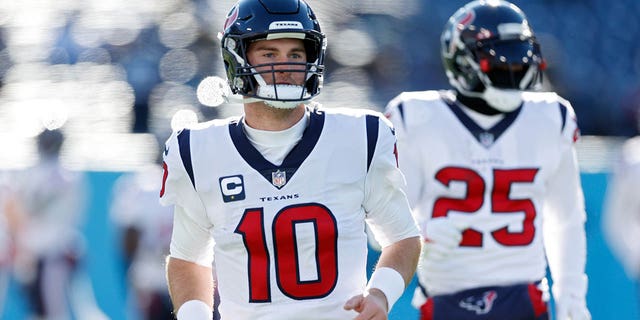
110;149;221;320
3;128;106;320
160;0;421;319
0;178;14;317
110;159;175;320
0;219;7;317
385;1;590;319
603;136;640;288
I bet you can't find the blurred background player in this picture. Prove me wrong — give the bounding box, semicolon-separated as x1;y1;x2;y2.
161;0;421;319
385;1;590;319
602;132;640;296
0;176;14;317
3;128;106;320
109;146;220;320
110;153;175;320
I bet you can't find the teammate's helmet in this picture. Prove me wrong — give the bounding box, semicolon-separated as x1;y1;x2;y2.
441;0;545;112
219;0;326;108
37;129;64;159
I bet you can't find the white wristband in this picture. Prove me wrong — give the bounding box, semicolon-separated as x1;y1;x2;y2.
365;267;405;312
176;300;212;320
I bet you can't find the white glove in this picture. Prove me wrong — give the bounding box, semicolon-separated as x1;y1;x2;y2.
555;294;591;320
422;219;469;260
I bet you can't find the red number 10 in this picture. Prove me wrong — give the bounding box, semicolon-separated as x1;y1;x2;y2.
234;203;339;302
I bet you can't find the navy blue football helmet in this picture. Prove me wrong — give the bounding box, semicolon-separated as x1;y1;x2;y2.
441;0;546;111
219;0;326;108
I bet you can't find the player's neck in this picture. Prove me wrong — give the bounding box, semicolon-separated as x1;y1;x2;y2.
243;102;306;131
456;92;502;116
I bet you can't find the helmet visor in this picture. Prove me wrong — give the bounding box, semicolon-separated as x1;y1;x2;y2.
474;39;543;89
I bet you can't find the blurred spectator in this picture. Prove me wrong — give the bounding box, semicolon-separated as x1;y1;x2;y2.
3;128;106;320
621;86;640;137
112;27;166;133
603;134;640;283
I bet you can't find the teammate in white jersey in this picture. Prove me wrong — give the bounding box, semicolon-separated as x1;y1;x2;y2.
385;1;590;320
160;1;421;319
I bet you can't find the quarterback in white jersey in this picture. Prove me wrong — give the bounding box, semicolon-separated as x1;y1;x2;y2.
161;1;421;319
385;1;590;320
161;106;420;319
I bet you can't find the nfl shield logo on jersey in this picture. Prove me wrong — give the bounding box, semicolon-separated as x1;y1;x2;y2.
478;132;495;147
272;170;287;188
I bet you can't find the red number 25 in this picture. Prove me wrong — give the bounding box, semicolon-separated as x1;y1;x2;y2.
432;167;539;247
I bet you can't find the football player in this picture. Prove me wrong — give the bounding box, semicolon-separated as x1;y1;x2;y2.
160;0;421;319
4;128;106;319
384;1;591;319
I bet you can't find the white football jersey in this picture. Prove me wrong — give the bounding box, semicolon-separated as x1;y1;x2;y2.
385;90;586;296
7;161;87;256
160;105;419;319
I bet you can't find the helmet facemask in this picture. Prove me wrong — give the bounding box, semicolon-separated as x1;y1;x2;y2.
236;35;324;109
464;38;544;112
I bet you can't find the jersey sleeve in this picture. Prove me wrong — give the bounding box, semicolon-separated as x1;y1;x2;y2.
160;130;197;208
384;95;426;207
160;130;214;267
558;96;581;144
363;114;420;248
544;98;586;223
170;205;215;267
542;96;588;300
